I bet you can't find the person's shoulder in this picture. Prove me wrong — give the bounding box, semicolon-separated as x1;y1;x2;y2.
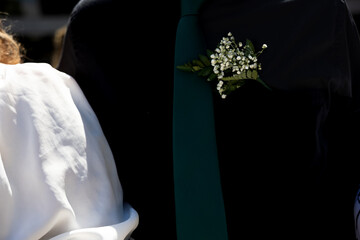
0;62;73;91
16;62;72;80
70;0;115;19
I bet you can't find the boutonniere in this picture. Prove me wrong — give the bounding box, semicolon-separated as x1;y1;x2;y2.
177;32;271;99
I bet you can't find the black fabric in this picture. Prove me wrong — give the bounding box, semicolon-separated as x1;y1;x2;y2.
200;0;356;96
199;0;360;239
57;0;180;238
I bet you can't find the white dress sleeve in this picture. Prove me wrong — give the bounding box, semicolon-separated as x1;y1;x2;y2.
0;63;138;240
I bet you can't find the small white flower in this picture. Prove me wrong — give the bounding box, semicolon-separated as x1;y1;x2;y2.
216;81;224;90
177;32;269;99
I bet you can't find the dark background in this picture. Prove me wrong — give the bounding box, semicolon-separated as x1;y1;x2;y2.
0;0;78;64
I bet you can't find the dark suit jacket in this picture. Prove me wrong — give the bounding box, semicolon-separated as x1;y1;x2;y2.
199;0;360;239
173;0;360;239
58;0;180;238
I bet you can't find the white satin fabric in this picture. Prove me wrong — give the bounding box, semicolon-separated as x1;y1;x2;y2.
0;63;138;240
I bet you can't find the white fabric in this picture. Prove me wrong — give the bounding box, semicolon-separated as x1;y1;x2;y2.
0;63;138;240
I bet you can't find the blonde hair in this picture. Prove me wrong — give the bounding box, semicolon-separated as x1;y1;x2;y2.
0;23;23;65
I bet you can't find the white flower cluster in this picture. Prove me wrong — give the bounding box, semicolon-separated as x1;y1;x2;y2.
210;32;267;98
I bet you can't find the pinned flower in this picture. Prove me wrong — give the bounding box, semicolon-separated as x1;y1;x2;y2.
177;32;271;99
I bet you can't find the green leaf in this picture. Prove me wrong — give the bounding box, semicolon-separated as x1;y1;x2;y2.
246;70;252;79
192;66;202;72
241;71;247;79
206;49;214;58
192;59;205;68
222;75;242;81
198;66;212;77
255;77;272;91
176;65;193;72
251;70;258;79
246;39;255;52
222;70;259;82
207;72;217;81
199;54;211;66
237;79;246;87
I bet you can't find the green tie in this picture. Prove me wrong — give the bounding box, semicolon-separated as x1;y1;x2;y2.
173;0;228;239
